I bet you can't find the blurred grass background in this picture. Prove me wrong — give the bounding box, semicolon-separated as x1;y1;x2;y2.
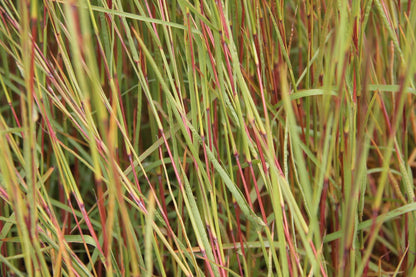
0;0;416;276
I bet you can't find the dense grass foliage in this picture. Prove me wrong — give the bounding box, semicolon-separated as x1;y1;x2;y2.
1;0;416;276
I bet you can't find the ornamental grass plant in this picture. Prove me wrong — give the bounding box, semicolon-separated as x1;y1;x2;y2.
0;0;416;276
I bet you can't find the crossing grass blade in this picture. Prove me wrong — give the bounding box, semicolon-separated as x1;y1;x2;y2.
0;0;415;275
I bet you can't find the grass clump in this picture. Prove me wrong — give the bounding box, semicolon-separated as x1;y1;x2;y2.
0;0;416;276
